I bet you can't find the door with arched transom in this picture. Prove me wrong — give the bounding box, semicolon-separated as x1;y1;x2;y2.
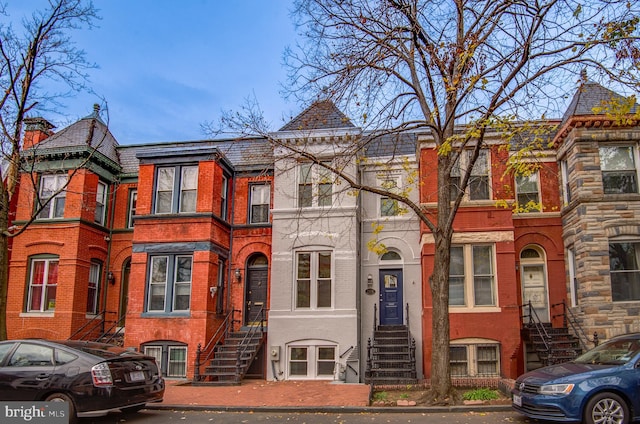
244;254;268;325
520;246;549;322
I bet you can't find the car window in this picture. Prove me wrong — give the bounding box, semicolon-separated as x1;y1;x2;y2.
55;349;78;365
0;342;16;365
576;338;640;365
8;343;54;367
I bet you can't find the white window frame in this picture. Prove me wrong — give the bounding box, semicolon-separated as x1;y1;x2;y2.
127;189;137;228
154;165;198;214
568;247;578;307
450;341;500;377
95;181;107;224
378;176;403;217
449;244;497;310
287;343;336;380
515;171;541;213
167;346;187;378
37;174;67;219
560;159;571;205
599;145;639;194
609;241;640;302
297;162;333;208
295;251;333;310
249;183;270;224
27;257;59;312
87;261;101;315
146;255;193;313
450;150;491;201
220;176;228;219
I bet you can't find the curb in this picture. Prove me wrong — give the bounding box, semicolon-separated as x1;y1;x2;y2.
147;403;515;414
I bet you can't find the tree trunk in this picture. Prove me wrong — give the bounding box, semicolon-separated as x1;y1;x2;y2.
428;145;455;400
0;186;10;340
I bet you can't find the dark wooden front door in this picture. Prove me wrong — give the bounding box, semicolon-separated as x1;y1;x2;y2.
245;267;268;325
379;269;403;325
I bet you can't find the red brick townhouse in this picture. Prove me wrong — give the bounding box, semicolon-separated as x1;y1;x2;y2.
8;106;273;379
418;121;567;380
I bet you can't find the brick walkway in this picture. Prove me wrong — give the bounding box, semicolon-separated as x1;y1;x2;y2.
161;379;371;408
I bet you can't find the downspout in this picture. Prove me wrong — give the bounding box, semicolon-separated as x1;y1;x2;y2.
226;172;237;317
101;180;118;332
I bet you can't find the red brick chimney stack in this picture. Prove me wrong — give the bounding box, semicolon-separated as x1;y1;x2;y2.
23;117;55;149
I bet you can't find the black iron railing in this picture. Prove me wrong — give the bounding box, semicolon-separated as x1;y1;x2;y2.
194;309;239;381
235;306;266;382
521;301;552;362
552;299;599;351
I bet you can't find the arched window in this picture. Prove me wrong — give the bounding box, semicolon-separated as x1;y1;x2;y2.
381;251;401;261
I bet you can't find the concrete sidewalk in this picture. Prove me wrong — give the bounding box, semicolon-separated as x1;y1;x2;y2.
149;379;513;413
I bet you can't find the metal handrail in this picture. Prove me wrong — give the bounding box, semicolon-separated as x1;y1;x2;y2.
522;301;551;359
68;310;117;341
194;309;238;381
99;314;126;345
552;300;599;351
235;306;266;382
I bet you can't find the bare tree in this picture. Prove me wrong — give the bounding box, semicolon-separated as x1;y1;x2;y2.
217;0;640;401
0;0;98;340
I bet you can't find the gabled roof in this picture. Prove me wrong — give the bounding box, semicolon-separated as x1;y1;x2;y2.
561;82;636;123
29;105;120;164
279;100;355;131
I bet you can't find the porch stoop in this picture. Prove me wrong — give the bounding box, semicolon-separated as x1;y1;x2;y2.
365;324;417;384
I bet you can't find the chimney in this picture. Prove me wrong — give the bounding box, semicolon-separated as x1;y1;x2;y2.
23;117;55;149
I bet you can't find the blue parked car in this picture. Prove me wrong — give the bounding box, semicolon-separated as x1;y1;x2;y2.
512;332;640;424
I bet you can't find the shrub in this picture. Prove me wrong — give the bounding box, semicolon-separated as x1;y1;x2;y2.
462;388;500;401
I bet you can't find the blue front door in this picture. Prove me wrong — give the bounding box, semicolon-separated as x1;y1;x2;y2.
379;269;403;325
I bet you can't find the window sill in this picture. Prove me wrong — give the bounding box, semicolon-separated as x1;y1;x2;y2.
20;312;54;318
449;306;501;313
141;312;191;318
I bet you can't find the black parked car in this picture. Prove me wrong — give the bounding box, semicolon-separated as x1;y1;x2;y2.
0;339;164;421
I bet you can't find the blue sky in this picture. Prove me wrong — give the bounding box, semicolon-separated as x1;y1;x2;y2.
9;1;299;144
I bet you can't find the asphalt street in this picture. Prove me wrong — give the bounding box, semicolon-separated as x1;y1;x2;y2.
82;409;535;424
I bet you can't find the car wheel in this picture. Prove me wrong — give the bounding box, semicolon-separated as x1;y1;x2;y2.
121;404;145;414
584;392;629;424
45;392;77;424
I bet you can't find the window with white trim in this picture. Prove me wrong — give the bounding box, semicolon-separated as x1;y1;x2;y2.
295;251;332;309
288;344;336;379
168;346;187;377
221;175;228;219
250;183;270;224
27;257;58;312
379;176;402;217
450;150;490;201
127;189;137;228
599;146;639;194
515;171;541;212
143;342;187;378
154;165;198;214
609;242;640;302
450;342;500;377
449;245;496;307
568;247;578;307
37;174;67;219
147;255;193;313
87;261;101;314
560;160;571;205
298;162;333;208
95;181;107;224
